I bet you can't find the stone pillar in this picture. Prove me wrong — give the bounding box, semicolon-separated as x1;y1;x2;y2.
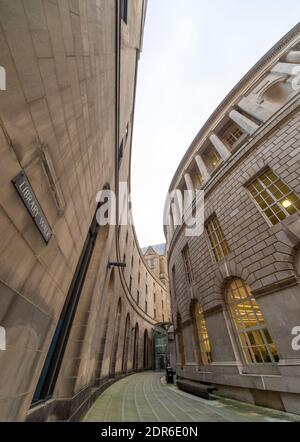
285;51;300;64
229;109;259;135
209;133;231;160
195;155;210;182
238;96;274;123
172;191;183;226
182;322;197;364
271;62;299;76
168;213;175;238
184;173;194;191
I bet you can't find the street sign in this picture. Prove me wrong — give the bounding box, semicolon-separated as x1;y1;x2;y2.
12;171;52;244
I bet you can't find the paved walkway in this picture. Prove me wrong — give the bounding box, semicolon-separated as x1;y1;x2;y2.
83;372;300;422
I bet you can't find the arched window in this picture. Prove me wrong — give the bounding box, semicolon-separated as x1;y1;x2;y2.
226;279;279;364
294;248;300;276
194;304;212;365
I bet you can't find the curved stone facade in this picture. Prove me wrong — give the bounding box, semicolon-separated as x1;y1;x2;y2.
0;0;170;422
165;24;300;414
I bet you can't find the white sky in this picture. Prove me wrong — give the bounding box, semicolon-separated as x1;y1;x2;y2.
131;0;300;248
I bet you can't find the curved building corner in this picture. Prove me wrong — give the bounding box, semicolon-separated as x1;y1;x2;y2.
165;23;300;415
0;0;171;422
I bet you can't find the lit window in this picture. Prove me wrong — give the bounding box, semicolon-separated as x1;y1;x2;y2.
191;167;204;189
182;245;194;285
227;279;279;364
194;304;212;365
226;127;244;147
202;145;221;173
206;215;230;262
247;169;300;226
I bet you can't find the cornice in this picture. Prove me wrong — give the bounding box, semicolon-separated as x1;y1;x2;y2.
167;94;300;256
168;22;300;193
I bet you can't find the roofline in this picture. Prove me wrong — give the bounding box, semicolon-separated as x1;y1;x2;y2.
167;22;300;193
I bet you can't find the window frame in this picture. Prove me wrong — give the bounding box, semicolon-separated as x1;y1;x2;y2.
226;278;279;365
246;168;300;226
205;214;230;262
194;303;213;365
181;244;194;286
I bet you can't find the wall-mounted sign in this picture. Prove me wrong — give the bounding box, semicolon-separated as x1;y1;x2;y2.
12;171;52;244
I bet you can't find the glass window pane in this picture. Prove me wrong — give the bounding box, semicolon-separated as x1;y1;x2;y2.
227;279;278;365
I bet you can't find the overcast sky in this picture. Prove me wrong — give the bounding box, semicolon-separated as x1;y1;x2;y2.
131;0;300;248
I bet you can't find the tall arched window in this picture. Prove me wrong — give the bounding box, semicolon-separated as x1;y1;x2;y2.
226;279;279;364
194;303;212;365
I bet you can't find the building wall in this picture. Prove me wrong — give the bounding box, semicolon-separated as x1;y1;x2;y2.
165;24;300;415
0;0;169;422
143;246;171;322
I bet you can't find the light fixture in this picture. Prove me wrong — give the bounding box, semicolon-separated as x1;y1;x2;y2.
282;199;292;209
108;262;126;269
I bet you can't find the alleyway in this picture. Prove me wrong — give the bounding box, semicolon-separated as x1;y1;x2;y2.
83;372;300;422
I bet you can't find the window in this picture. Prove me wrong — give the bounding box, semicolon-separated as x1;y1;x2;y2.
247;169;300;226
137;291;140;305
118;139;124;168
153;292;156;303
148;258;156;271
206;215;230;262
125;123;130;144
227;279;279;364
154;308;157;319
202;145;221;173
129;276;132;291
226;127;244;147
138;272;141;285
120;0;128;23
145;300;148;313
182;245;194;285
194;304;213;365
145;284;148;295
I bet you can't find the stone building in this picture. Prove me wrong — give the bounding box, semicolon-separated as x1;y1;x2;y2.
0;0;169;422
142;244;171;321
165;23;300;414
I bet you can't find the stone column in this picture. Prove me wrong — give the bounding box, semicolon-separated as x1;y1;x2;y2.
271;62;299;76
182;322;197;364
184;173;194;191
209;133;231;160
238;96;273;123
172;191;183;226
285;51;300;64
229;109;259;135
195;155;210;182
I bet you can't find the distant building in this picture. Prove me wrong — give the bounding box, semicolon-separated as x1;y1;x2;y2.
142;244;171;324
142;244;169;286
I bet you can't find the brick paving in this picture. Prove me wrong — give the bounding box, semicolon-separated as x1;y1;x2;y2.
83;372;300;422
